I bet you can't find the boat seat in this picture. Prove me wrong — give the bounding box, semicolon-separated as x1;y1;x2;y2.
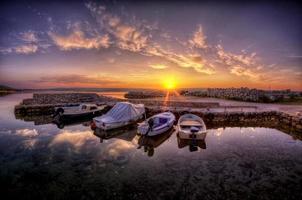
180;120;202;127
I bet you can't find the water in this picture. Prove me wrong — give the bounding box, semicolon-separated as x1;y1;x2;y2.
0;93;302;200
97;91;127;99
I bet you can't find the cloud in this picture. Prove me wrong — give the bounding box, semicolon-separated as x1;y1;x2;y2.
20;31;38;43
15;44;38;54
49;29;110;51
37;74;121;85
216;44;257;66
1;44;38;54
144;46;216;74
15;129;39;137
86;3;149;52
85;3;217;74
189;25;207;49
0;30;40;54
114;25;148;52
49;130;95;150
85;4;264;77
149;64;168;69
107;58;115;63
216;44;262;79
230;66;260;79
104;140;135;158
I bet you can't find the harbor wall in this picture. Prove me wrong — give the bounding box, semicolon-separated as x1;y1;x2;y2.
15;93;118;115
22;93;102;105
146;108;302;134
14;93;302;134
129;99;220;108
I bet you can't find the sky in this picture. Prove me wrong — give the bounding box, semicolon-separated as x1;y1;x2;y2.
0;0;301;90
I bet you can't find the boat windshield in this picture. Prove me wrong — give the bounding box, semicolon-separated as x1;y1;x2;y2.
90;106;97;110
152;117;168;128
180;125;202;130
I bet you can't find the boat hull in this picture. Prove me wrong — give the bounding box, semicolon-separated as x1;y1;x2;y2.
177;130;207;140
138;122;174;136
60;110;104;119
94;114;144;130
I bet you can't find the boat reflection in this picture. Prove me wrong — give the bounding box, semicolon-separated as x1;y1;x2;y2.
137;128;174;157
177;134;207;152
93;125;137;143
52;117;92;129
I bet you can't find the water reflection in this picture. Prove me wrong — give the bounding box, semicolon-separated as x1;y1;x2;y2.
93;125;137;143
102;140;136;165
52;117;92;129
137;128;174;157
177;137;207;152
49;130;96;150
1;93;302;199
15;128;39;137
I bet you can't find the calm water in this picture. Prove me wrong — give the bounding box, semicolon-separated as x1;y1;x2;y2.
0;93;302;200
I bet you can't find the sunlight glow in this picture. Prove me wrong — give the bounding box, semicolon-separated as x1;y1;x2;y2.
163;77;177;90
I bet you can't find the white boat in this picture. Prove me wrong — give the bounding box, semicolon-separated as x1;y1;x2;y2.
92;102;145;130
137;112;175;136
53;103;107;119
176;114;207;140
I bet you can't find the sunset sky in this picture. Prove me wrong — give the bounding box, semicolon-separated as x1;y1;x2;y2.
0;0;301;90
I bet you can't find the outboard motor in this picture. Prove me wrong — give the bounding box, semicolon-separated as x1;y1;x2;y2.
52;107;64;123
55;108;64;116
189;126;199;151
190;126;199;138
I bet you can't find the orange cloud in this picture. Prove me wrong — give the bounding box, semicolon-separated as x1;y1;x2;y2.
149;64;168;69
189;25;207;49
230;66;260;79
49;30;110;50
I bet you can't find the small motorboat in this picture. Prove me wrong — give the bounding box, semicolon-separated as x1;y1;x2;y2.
137;112;175;136
177;114;207;140
53;104;107;120
92;102;145;130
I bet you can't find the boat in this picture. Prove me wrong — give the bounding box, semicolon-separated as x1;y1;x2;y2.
53;103;107;120
137;112;175;136
176;113;207;140
92;102;145;130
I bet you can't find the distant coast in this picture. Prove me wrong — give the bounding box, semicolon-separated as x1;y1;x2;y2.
0;85;19;96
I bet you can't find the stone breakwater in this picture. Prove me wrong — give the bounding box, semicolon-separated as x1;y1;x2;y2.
14;93;118;115
14;93;302;135
129;99;220;108
22;93;100;105
146;108;302;135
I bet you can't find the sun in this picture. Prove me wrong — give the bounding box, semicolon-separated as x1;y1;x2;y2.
163;77;177;90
